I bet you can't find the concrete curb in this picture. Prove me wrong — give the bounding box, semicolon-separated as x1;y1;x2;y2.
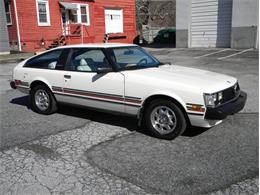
0;59;24;64
0;53;34;64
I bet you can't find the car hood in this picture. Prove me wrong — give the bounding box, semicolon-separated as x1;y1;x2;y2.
122;65;237;93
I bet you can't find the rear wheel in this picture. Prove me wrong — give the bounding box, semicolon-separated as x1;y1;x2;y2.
145;99;187;140
30;85;57;115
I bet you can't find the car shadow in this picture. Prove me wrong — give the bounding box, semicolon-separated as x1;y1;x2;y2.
10;95;31;109
10;95;210;138
182;126;210;137
57;104;139;132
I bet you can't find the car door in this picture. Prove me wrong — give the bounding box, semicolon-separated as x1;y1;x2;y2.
60;48;125;113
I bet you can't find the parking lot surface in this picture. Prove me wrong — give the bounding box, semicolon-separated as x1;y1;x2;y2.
87;113;258;194
0;48;258;194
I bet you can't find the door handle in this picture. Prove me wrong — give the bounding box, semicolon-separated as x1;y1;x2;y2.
64;75;71;79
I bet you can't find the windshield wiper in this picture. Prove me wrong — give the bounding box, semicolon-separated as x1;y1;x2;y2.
123;64;160;70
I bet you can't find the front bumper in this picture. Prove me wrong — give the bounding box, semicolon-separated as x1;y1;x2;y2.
205;91;247;120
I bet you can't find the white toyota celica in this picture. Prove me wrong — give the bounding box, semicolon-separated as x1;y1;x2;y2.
10;43;247;139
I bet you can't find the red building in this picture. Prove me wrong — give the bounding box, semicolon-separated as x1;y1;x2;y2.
4;0;136;52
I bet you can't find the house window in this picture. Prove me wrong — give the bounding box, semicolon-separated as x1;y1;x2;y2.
80;5;88;24
68;4;90;25
36;0;50;26
4;2;12;25
69;10;78;23
105;9;123;34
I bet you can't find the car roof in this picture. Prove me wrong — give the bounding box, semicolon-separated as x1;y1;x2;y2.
58;43;137;49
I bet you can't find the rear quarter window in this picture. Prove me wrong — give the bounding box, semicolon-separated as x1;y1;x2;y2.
24;49;63;69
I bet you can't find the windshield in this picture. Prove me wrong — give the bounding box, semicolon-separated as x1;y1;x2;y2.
110;46;161;70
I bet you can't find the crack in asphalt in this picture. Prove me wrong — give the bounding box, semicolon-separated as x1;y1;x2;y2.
84;132;170;195
86;131;258;195
0;121;152;194
84;113;258;195
210;178;258;195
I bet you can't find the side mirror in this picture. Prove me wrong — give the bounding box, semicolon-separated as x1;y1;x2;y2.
96;67;113;74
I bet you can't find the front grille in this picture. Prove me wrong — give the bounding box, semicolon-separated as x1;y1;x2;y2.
221;83;240;104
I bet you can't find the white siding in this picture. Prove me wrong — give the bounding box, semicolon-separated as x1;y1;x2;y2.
191;0;232;47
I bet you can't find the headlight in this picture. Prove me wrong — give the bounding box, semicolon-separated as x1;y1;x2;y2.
204;92;223;108
204;93;217;107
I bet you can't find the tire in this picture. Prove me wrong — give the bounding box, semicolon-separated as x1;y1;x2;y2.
145;99;187;140
30;85;57;115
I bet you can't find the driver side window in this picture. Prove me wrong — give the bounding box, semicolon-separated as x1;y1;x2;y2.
69;49;110;72
113;48;154;67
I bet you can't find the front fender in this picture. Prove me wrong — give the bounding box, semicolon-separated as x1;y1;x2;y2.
136;90;188;126
141;90;187;111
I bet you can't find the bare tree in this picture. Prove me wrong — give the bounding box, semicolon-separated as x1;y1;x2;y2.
136;0;176;31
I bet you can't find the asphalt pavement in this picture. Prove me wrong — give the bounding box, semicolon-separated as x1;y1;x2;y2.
86;113;258;194
0;47;258;194
1;89;88;149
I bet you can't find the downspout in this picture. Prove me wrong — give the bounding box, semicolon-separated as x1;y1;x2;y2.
13;0;21;51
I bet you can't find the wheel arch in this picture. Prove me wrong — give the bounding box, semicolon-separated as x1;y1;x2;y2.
29;79;55;101
29;79;58;114
139;94;190;126
30;79;52;92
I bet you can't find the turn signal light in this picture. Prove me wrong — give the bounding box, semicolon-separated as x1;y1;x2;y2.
187;104;205;112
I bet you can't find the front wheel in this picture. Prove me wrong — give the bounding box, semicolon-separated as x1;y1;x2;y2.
145;99;187;140
30;85;57;115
